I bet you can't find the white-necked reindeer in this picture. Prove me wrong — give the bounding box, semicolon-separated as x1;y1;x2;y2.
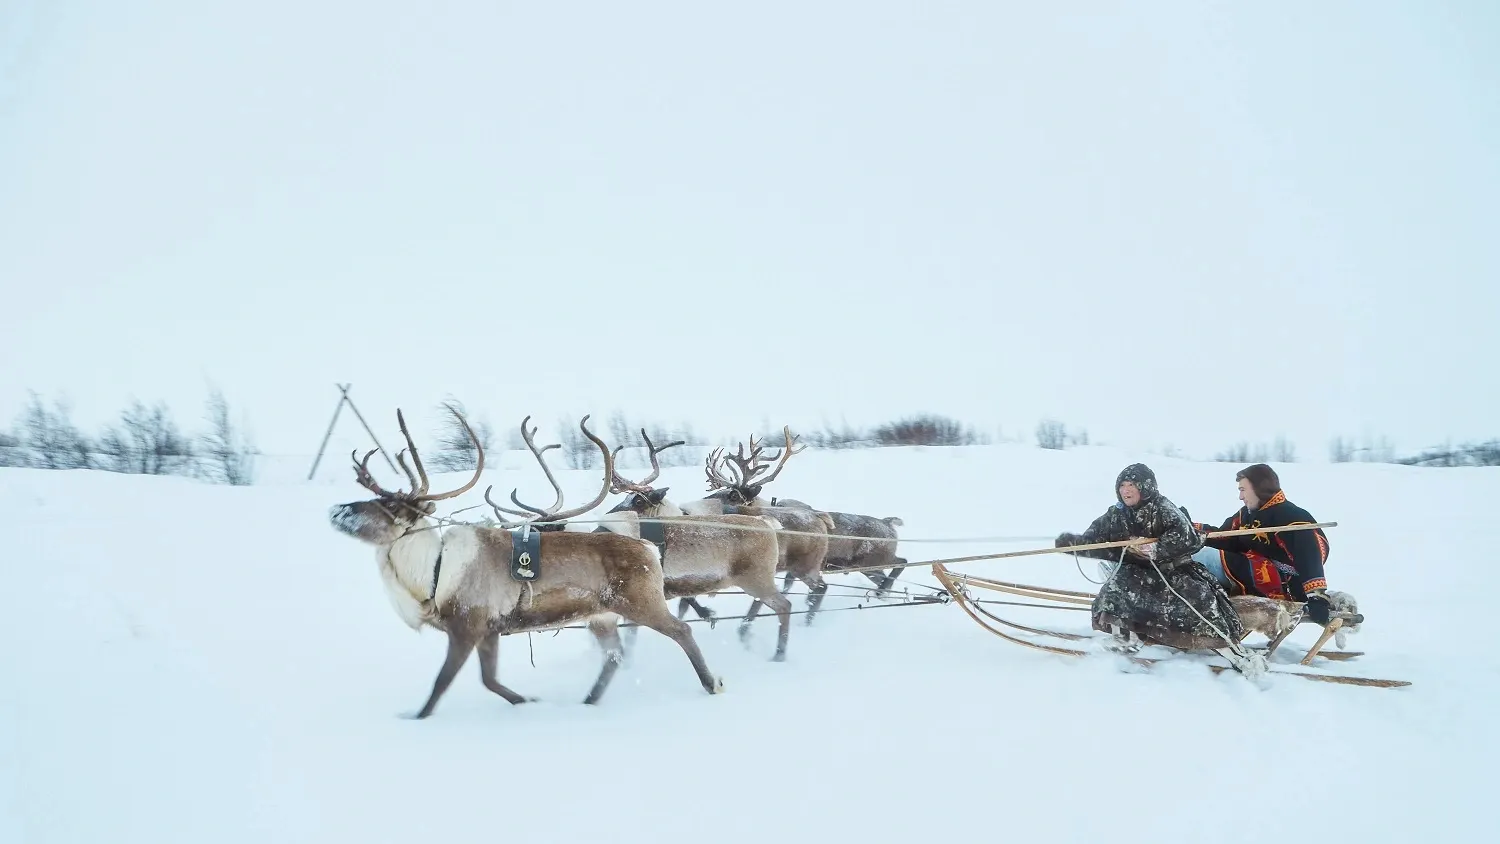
601;430;797;660
682;429;909;622
327;406;723;719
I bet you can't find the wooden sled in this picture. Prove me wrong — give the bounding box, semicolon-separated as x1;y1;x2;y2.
931;564;1411;689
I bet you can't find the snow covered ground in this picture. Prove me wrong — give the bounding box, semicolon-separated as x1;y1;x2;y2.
1;444;1491;843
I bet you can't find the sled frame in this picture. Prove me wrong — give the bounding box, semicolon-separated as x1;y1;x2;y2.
930;564;1411;689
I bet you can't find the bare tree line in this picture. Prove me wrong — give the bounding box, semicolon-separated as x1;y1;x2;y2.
8;384;1496;484
0;387;259;484
1213;434;1500;467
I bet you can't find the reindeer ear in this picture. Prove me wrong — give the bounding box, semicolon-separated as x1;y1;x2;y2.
421;501;437;515
650;488;669;504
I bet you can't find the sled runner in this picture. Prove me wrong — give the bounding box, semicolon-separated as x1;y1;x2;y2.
930;562;1410;689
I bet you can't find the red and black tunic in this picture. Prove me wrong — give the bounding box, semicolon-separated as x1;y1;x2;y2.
1194;491;1329;601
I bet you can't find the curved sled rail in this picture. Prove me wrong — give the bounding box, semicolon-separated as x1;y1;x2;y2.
930;563;1412;690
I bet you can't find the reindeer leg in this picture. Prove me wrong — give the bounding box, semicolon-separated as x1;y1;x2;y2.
476;631;532;705
626;605;724;696
582;615;626;705
740;578;793;662
621;621;641;662
876;559;908;595
782;570;796;592
740;598;765;644
679;597;718;627
405;629;480;719
803;581;831;625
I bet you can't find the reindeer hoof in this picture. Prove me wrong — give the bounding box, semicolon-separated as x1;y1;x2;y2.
398;710;431;720
771;651;787;663
710;677;726;695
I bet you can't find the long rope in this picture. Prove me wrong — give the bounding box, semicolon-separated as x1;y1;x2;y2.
416;509;1058;545
415;499;1334;550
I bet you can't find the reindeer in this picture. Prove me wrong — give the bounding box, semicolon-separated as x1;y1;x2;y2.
682;428;909;621
631;432;837;629
601;430;796;660
327;406;723;719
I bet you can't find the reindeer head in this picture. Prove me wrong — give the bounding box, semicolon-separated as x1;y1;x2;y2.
606;430;685;516
702;426;803;505
483;415;617;531
329;404;485;545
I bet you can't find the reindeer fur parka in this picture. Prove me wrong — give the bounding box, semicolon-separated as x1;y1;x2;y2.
1056;463;1245;650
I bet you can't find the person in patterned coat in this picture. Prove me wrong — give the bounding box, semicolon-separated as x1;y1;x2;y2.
1055;463;1245;651
1190;463;1334;625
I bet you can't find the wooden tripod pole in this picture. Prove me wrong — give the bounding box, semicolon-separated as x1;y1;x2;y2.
305;384;398;480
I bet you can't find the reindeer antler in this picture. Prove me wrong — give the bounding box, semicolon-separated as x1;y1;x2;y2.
505;416;565;517
704;446;743;491
613;429;685;493
498;415;616;524
753;425;803;487
351;448;395;497
395;409;432;496
349;404;484;503
704;427;801;493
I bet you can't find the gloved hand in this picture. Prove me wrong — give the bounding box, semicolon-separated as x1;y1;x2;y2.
1055;532;1083;548
1303;591;1332;625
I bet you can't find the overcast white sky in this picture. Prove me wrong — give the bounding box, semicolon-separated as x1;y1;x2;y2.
2;1;1496;461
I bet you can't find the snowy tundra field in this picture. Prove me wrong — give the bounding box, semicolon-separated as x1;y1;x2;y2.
0;443;1492;843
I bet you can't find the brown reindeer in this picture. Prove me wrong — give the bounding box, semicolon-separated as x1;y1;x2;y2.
682;428;909;621
327;406;723;719
601;430;796;660
648;431;837;627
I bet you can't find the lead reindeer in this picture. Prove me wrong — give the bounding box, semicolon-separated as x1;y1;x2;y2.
683;428;909;622
601;430;797;660
328;406;723;719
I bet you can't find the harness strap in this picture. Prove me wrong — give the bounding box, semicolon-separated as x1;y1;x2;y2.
428;549;444;601
639;519;668;557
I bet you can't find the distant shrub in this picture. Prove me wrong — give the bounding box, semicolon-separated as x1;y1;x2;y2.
871;414;988;447
802;420;874;450
1214;438;1296;463
1397;440;1500;468
1035;419;1086;449
427;399;495;473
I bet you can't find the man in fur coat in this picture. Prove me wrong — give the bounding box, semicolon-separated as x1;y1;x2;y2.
1055;463;1245;651
1190;463;1334;624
